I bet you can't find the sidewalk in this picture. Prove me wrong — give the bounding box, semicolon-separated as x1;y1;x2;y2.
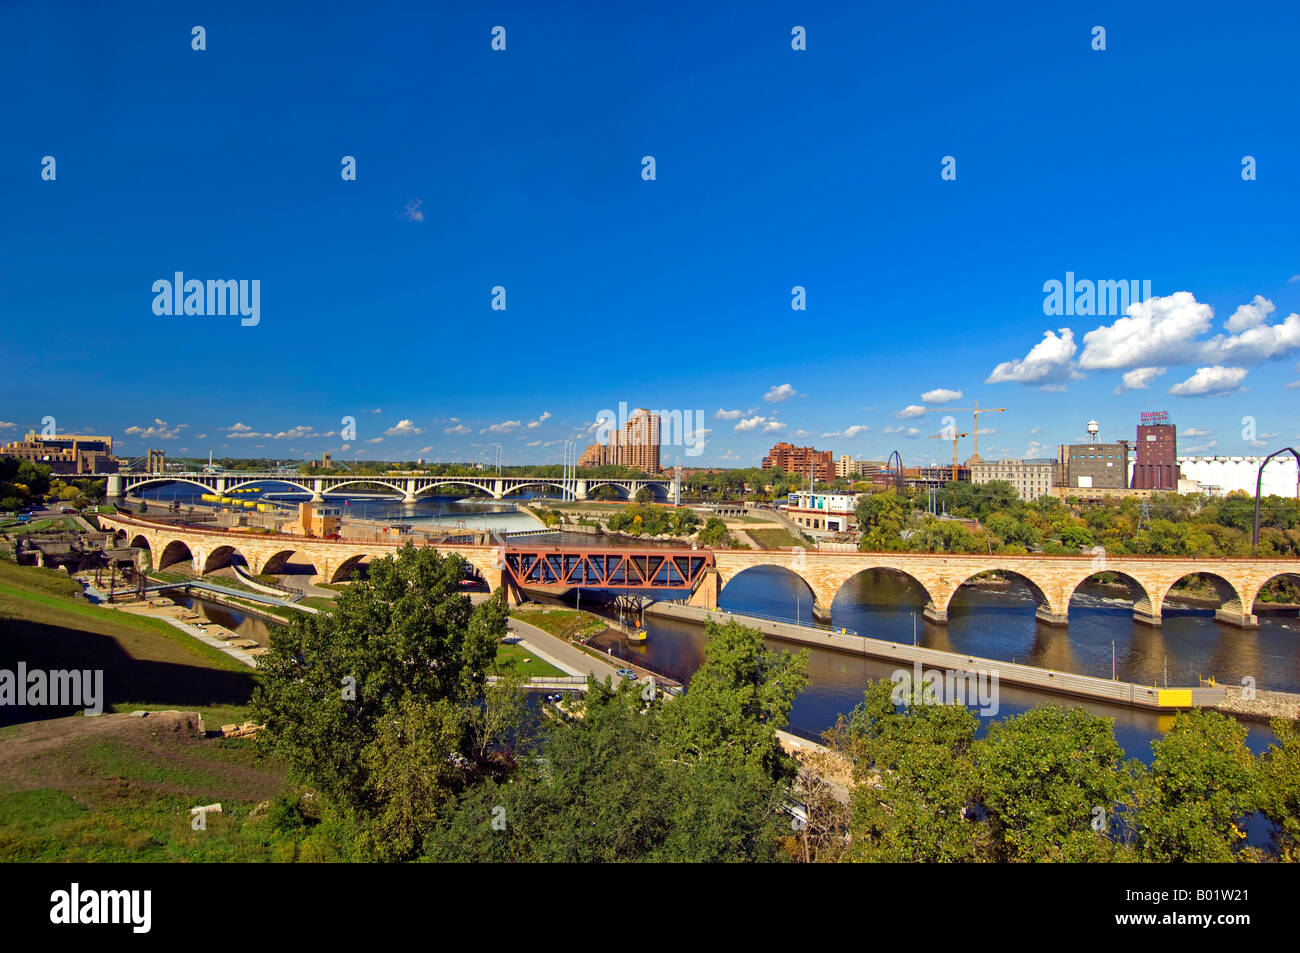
506;617;622;683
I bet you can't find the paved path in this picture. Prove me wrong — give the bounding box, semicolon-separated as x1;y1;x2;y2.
506;617;622;683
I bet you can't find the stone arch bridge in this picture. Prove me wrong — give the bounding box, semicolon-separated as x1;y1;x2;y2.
100;514;1300;629
703;550;1300;629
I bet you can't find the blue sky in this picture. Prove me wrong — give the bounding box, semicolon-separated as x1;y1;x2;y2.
2;0;1298;468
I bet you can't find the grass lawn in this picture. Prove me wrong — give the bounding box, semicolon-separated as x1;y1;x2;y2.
0;517;80;535
0;560;258;727
747;527;810;550
511;607;608;642
0;715;294;862
494;642;566;677
296;596;337;612
0;560;297;861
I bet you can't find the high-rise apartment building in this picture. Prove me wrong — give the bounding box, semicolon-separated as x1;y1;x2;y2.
762;442;834;483
578;408;661;472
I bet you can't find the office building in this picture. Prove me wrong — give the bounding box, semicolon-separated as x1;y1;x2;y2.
784;490;860;533
971;458;1056;502
0;432;119;475
835;455;884;479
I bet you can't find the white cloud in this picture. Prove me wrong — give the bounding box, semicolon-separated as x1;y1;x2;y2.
527;411;551;429
1182;427;1213;437
986;328;1079;384
896;405;927;419
921;388;962;404
366;437;384;444
444;424;470;435
418;446;433;454
714;409;744;420
385;419;423;436
1113;366;1166;394
883;425;920;438
125;418;186;439
762;421;786;433
227;422;255;433
763;383;798;403
400;199;424;223
1080;292;1300;369
1079;293;1211;369
481;420;521;434
0;421;15;430
1284;380;1300;390
525;440;541;447
734;416;767;432
1224;295;1275;333
822;425;870;439
1025;440;1050;457
273;425;318;440
1168;366;1249;397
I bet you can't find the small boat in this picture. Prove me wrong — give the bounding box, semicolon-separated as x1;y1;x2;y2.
626;622;647;642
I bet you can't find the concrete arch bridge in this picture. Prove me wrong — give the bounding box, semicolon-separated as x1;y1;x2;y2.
105;470;676;503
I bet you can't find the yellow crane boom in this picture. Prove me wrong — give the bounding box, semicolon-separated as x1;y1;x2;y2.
925;399;1006;462
928;431;970;481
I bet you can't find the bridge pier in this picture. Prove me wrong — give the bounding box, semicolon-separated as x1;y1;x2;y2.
1034;606;1069;627
811;599;832;625
688;569;721;610
922;602;948;625
1214;600;1259;629
105;473;124;498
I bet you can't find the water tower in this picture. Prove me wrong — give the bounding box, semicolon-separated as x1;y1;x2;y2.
1086;420;1100;444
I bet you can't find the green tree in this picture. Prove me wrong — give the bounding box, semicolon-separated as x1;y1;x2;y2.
1258;717;1300;862
974;706;1136;862
252;544;510;860
1132;709;1258;862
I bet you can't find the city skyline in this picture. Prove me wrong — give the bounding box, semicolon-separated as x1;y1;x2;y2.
3;2;1298;467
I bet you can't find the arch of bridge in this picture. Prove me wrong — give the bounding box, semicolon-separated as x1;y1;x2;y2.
710;551;1300;619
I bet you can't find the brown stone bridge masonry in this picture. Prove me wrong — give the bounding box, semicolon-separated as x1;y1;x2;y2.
696;550;1300;629
101;514;1300;629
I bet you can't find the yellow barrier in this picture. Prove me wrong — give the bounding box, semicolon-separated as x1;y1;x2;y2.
1158;689;1193;708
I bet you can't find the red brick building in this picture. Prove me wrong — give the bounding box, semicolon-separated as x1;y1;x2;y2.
762;442;833;483
1131;411;1179;490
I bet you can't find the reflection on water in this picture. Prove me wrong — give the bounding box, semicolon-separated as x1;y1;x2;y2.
600;565;1293;760
176;594;276;643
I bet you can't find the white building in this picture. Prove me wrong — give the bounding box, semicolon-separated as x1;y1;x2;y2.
784;491;859;533
1174;455;1299;498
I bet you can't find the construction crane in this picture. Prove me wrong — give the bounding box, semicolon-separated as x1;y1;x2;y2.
928;431;969;481
926;400;1005;464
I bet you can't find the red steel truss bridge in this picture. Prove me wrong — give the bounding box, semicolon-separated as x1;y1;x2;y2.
503;546;714;590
